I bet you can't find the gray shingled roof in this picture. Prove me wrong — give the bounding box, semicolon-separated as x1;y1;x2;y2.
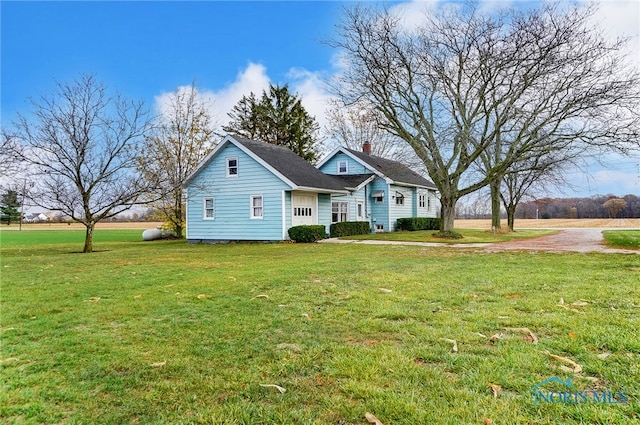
343;148;436;189
330;174;375;189
231;135;347;192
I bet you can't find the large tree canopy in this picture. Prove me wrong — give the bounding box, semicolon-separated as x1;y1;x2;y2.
330;3;640;234
223;84;320;162
324;97;419;167
11;74;151;252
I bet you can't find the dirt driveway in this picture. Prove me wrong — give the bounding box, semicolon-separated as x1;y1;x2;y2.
325;228;639;254
484;228;639;254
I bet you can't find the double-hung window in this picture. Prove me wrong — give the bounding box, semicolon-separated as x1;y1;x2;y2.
203;197;215;220
395;192;405;206
331;201;349;223
250;195;263;219
419;194;426;208
226;157;238;177
337;160;348;174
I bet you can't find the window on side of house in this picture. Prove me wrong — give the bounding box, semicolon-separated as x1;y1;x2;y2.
395;192;405;206
226;157;238;177
419;194;426;208
250;195;263;219
427;194;432;211
337;160;348;174
372;190;384;204
203;197;215;220
357;201;364;220
331;201;349;223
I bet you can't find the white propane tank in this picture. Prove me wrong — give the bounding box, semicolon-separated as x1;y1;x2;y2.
142;228;164;241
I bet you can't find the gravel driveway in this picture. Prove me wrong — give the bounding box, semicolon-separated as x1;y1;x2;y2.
325;228;639;254
484;228;639;254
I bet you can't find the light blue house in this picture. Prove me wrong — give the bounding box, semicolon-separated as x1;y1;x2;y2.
317;143;438;233
184;135;438;242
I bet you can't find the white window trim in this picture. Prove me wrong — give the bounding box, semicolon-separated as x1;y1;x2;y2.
203;197;215;220
226;157;238;178
250;195;264;219
331;201;349;223
356;200;365;221
337;160;348;175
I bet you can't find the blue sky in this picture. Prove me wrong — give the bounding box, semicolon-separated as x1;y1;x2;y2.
2;0;639;198
1;1;343;121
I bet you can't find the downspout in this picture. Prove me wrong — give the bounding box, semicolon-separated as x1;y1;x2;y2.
387;183;392;232
183;188;189;240
282;190;286;240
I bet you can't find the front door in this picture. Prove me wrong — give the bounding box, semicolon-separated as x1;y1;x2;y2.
292;193;317;226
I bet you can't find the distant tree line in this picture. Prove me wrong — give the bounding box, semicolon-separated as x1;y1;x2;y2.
516;195;640;219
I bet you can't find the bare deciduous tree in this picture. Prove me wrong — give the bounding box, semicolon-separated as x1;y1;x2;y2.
0;132;26;186
12;74;151;252
324;98;417;166
330;3;640;235
500;154;581;230
139;83;217;238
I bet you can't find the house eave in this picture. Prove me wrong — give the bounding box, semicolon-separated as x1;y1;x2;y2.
392;181;438;190
293;185;349;194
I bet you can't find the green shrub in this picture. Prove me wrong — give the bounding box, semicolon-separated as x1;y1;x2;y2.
288;225;327;243
330;221;371;237
396;217;441;231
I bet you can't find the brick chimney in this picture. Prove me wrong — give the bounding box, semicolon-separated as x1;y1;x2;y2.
362;141;371;155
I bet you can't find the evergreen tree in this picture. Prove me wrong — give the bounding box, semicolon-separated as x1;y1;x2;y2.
0;190;21;225
224;84;319;162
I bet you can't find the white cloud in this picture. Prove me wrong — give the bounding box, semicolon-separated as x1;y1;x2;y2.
584;0;639;60
389;0;440;32
287;67;334;131
591;168;640;195
563;157;640;196
155;62;337;145
154;62;271;132
209;62;271;124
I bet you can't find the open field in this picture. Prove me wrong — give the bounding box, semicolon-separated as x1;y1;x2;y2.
455;218;640;229
1;230;639;424
0;221;164;231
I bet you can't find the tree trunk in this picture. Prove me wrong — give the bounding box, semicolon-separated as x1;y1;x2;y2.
439;195;458;234
169;190;185;239
506;205;516;231
83;223;95;253
489;177;502;231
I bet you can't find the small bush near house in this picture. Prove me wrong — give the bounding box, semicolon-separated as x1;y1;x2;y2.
330;221;371;237
396;217;441;231
288;225;327;243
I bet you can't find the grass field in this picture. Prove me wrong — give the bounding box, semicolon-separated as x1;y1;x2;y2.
603;230;640;250
1;230;639;424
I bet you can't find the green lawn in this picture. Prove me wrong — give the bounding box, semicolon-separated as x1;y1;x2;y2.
341;228;558;244
1;230;639;424
603;230;640;250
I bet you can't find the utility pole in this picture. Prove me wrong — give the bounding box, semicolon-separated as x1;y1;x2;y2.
18;179;26;231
